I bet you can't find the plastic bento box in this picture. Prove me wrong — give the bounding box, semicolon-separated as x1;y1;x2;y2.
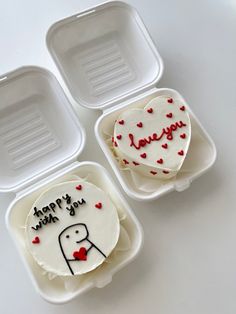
46;0;217;202
1;66;143;304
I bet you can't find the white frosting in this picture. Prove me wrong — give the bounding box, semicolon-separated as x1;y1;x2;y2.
25;181;120;276
113;96;191;179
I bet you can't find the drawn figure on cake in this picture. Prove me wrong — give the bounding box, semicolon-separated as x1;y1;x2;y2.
58;223;106;275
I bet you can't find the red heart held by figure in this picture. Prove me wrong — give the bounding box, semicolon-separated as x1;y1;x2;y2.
95;202;102;209
73;247;87;261
32;236;40;244
76;185;82;190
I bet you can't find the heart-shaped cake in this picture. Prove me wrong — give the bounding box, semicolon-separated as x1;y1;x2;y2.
113;96;191;179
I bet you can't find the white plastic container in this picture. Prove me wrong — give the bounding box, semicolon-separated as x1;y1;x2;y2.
46;1;217;201
2;66;143;304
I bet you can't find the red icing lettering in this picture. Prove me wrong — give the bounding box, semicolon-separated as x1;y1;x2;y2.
129;121;187;150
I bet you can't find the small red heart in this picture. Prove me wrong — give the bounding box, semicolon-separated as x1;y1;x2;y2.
123;159;129;164
147;108;153;113
133;161;140;166
163;170;170;174
95;202;102;209
73;247;87;261
166;113;173;118
180;133;186;139
150;171;157;175
178;150;184;156
117;134;122;140
180;106;185;111
118;120;124;125
137;122;143;128
140;153;147;158
32;236;40;244
162;143;168;149
157;158;163;164
167;98;173;103
76;185;82;190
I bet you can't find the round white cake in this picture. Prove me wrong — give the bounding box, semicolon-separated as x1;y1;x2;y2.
113;96;191;179
25;181;120;276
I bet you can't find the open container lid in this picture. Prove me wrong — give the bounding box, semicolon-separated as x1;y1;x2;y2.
0;66;85;193
46;1;163;110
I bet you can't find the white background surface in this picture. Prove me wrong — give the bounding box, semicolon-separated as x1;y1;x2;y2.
0;0;235;313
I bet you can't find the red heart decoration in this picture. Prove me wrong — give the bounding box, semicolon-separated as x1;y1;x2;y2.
95;202;102;209
163;170;170;174
147;108;153;113
73;247;87;261
32;236;40;244
167;98;173;103
137;122;143;128
117;134;122;140
180;133;186;139
118;120;124;125
157;158;163;164
178;150;184;156
162;143;168;149
166;113;173;118
140;153;147;158
150;171;157;175
133;161;140;166
180;106;185;111
76;185;82;190
123;159;129;164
